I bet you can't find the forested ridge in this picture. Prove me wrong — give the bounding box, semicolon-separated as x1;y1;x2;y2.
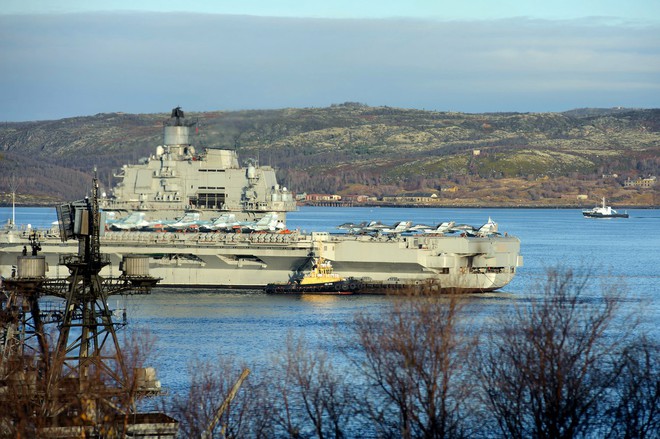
1;103;658;206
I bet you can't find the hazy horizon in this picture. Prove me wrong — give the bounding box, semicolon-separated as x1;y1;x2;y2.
2;2;658;122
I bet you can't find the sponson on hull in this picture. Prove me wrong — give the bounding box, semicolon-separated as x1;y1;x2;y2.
0;108;523;293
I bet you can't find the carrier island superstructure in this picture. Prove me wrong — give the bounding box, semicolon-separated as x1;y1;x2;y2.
103;106;298;222
0;108;523;293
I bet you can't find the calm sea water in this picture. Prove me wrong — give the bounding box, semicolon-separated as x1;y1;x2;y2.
2;206;659;393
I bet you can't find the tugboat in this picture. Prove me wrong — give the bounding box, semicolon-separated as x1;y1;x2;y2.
582;197;629;218
265;255;362;295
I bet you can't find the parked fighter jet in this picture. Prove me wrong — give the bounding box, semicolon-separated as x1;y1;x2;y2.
337;221;367;231
339;220;413;235
363;221;385;232
164;212;203;231
476;217;498;236
339;218;499;237
449;217;499;237
106;212;150;231
379;220;413;234
238;212;286;232
137;212;204;232
411;221;456;234
199;213;239;232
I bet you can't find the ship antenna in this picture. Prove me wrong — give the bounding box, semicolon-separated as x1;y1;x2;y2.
8;173;19;229
171;106;184;126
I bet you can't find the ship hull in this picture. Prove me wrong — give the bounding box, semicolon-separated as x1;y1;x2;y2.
266;279;358;295
1;229;522;294
582;212;629;218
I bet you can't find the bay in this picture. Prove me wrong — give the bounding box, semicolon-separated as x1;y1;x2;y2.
1;206;659;394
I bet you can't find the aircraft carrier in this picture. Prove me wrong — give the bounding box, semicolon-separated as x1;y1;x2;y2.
0;108;523;293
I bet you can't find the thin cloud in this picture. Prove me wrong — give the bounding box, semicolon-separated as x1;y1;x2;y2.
0;12;658;121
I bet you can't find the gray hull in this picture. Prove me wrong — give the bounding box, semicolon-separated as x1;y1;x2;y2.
1;229;522;293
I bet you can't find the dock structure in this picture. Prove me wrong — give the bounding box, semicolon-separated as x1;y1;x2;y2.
0;176;178;438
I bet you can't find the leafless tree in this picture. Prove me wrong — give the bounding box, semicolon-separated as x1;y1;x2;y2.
0;354;47;437
0;307;58;437
348;291;478;439
266;332;353;439
165;356;257;438
605;335;660;438
114;328;159;435
474;267;640;438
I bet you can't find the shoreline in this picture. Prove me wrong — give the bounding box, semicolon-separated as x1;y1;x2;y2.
298;202;657;210
2;202;658;210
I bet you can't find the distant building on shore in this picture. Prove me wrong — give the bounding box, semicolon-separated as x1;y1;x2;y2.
342;194;372;203
382;192;439;203
624;176;656;188
305;194;342;202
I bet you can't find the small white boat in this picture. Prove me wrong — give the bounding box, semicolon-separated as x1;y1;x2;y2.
582;198;629;218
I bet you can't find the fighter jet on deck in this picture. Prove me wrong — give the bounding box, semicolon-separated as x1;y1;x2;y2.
199;213;240;232
239;212;286;232
106;212;150;231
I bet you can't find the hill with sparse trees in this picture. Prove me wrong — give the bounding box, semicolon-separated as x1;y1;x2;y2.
1;103;658;207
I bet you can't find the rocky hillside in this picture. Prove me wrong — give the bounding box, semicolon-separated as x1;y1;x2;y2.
1;104;658;207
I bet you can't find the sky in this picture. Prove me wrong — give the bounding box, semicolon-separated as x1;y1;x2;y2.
1;0;659;121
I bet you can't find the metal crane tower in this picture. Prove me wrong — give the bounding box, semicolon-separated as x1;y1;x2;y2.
1;175;175;436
